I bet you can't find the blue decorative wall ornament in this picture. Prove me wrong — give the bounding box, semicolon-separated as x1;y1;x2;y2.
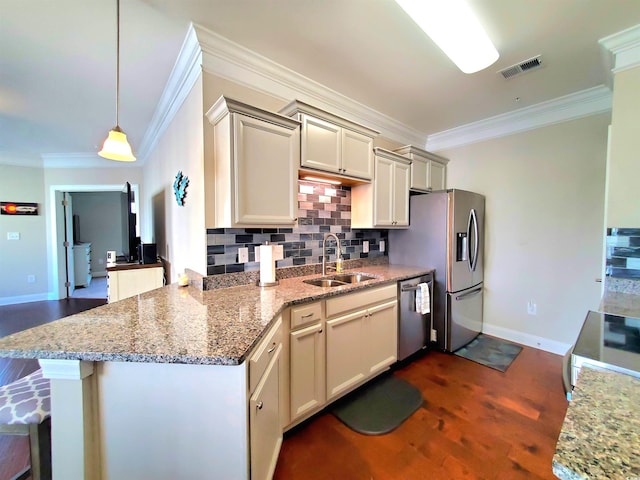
173;171;189;206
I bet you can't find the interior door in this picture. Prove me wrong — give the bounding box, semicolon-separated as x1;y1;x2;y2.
63;192;75;296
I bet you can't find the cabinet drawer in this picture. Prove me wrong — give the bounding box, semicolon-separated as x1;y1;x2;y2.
326;284;396;318
249;316;282;393
290;302;322;330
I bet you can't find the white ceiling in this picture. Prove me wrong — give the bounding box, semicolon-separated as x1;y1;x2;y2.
2;0;640;165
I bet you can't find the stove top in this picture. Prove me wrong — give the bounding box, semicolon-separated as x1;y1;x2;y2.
573;310;640;377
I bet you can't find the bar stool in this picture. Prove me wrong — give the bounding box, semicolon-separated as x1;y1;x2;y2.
0;368;52;480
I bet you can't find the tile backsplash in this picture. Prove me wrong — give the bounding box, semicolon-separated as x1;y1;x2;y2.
206;180;388;275
606;228;640;279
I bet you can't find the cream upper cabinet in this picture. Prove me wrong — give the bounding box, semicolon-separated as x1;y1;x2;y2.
107;265;164;303
351;148;410;228
206;96;300;228
394;145;449;193
280;100;378;181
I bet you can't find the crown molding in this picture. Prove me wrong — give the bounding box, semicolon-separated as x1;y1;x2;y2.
41;152;140;169
192;23;426;147
136;24;203;164
426;85;612;152
599;24;640;73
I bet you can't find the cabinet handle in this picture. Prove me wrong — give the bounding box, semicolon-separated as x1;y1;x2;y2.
301;313;314;318
318;329;323;334
267;343;276;354
256;401;264;410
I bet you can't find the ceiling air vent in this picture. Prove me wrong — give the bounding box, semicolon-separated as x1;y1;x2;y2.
498;55;543;80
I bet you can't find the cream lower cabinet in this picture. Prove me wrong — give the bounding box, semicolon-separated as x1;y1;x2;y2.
248;316;283;480
107;264;164;303
325;284;398;401
205;96;300;228
352;148;410;228
393;145;449;193
288;302;325;423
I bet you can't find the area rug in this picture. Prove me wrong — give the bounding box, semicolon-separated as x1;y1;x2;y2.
332;374;423;435
454;334;522;372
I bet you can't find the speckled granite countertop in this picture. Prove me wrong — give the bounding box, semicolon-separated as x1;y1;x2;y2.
0;265;429;366
600;289;640;319
552;366;640;479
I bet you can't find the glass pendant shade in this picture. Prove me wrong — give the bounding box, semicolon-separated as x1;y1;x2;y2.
98;126;136;162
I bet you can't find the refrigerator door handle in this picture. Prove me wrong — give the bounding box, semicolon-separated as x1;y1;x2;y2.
470;208;479;272
466;209;474;272
455;286;482;301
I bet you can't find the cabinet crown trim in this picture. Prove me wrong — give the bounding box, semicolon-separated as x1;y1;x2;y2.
393;145;449;165
373;147;411;165
206;95;301;129
279;100;380;137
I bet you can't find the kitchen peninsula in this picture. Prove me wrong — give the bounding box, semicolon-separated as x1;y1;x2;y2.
0;263;430;480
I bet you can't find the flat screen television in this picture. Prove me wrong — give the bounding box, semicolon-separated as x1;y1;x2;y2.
121;182;139;263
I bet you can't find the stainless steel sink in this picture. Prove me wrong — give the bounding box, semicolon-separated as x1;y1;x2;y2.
303;278;348;288
330;273;377;284
303;273;377;287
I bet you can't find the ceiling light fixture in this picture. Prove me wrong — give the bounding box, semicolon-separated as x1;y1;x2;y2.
394;0;499;74
99;0;136;162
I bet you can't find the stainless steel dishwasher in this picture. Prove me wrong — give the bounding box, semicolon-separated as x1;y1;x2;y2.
398;273;433;361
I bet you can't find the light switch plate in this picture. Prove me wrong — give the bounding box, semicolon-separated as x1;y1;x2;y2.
7;232;19;240
238;247;249;263
362;240;369;253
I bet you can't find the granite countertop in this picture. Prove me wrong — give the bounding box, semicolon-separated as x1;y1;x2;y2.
0;265;430;366
599;289;640;319
552;365;640;479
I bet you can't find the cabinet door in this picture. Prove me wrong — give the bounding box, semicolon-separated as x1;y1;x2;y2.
393;161;410;227
301;114;341;174
341;128;373;180
430;161;446;191
233;113;299;225
107;267;163;303
250;345;282;480
410;158;429;192
373;156;395;227
326;310;365;400
365;300;398;376
289;323;325;422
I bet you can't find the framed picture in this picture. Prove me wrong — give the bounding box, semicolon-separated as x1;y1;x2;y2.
1;202;39;215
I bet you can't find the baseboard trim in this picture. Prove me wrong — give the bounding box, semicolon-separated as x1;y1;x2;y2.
482;324;571;356
0;293;51;306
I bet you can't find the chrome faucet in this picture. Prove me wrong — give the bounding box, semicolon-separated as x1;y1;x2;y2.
322;233;343;276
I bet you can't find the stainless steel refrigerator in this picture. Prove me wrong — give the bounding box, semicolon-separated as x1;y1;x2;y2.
389;189;484;352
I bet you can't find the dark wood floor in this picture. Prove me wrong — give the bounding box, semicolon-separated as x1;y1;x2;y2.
274;345;568;480
0;299;568;480
0;298;106;480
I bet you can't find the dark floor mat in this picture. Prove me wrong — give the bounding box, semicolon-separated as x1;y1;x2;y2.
332;374;423;435
454;334;522;372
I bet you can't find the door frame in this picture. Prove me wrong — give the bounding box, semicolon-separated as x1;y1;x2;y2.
48;184;140;300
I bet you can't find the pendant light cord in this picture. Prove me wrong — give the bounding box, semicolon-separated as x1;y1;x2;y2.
115;0;120;128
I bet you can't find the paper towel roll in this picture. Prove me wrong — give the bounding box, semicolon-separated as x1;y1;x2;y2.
259;244;276;285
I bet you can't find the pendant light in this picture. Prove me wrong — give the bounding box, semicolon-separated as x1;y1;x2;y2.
99;0;136;161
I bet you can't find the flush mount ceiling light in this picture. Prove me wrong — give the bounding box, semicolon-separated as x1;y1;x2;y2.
99;0;136;162
394;0;499;74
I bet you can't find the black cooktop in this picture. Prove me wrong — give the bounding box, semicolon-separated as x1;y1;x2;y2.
573;311;640;374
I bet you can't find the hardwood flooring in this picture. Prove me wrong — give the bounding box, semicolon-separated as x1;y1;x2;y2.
274;346;568;480
0;298;106;480
0;299;568;480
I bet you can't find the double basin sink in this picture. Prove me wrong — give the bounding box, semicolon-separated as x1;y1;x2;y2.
303;273;377;288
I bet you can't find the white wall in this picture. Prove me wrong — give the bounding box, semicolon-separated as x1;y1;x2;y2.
141;76;205;282
0;164;48;304
70;191;125;277
439;113;609;353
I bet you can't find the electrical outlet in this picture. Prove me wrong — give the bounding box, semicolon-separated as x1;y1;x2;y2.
7;232;20;240
430;329;437;342
238;247;249;263
379;240;385;252
27;275;35;284
527;301;537;315
362;240;369;253
274;245;284;261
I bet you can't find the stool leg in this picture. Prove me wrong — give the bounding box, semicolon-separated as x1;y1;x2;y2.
28;418;52;480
